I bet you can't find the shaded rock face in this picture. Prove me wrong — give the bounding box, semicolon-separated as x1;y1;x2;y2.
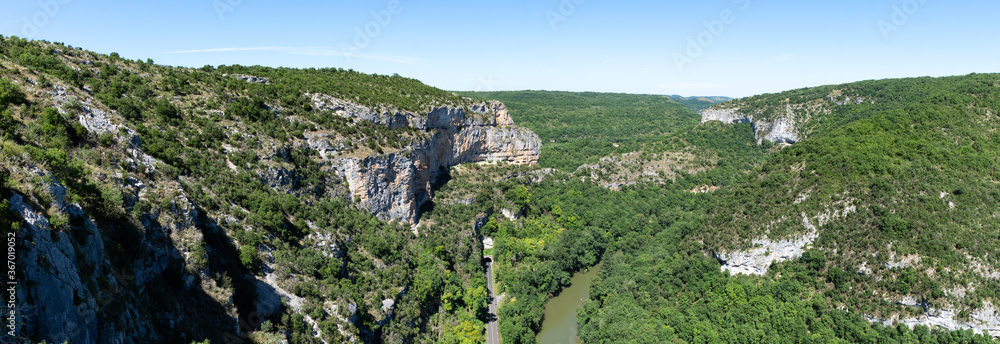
10;194;99;344
326;96;540;223
8;182;209;344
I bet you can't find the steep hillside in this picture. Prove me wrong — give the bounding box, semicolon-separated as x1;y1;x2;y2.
0;37;538;343
576;74;1000;342
703;74;1000;328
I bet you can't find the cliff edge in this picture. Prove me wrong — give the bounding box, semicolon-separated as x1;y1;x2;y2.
307;96;541;223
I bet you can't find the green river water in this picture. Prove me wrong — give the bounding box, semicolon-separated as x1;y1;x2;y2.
535;263;602;344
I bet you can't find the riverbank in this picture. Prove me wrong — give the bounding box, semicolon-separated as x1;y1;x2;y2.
536;263;603;344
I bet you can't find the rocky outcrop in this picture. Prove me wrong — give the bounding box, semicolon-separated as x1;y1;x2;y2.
7;172;221;343
229;74;270;84
50;85;157;171
325;95;541;223
865;301;1000;337
700;108;748;125
308;93;515;131
4;73;246;343
309;93;409;130
700;106;799;144
715;203;857;275
759;113;799;144
714;213;820;276
702;90;879;145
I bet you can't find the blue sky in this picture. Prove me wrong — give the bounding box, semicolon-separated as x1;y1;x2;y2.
2;0;998;97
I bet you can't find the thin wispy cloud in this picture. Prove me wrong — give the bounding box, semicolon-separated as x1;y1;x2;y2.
164;46;426;65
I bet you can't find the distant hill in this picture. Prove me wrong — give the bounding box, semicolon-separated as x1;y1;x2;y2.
459;91;702;171
666;94;734;112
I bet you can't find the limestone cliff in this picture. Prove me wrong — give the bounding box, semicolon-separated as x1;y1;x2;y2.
700;107;800;144
314;96;541;223
700;88;878;145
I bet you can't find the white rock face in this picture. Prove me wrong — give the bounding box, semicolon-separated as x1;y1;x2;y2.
229;74;270;84
865;302;1000;337
501;208;522;221
700;105;799;144
700;108;748;124
309;93;513;132
381;299;395;313
716;202;857;276
762;115;799;144
715;213;820;276
328;98;541;223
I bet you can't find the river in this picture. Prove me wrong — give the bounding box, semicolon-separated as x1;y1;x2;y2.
535;263;602;344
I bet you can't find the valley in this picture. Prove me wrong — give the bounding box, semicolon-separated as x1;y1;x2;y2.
0;36;999;344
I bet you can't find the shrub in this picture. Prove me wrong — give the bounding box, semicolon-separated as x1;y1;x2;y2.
100;185;124;216
153;99;182;125
0;79;27;108
225;97;270;122
239;244;260;271
0;109;15;139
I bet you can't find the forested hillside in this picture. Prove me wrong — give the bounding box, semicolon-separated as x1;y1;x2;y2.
579;74;1000;343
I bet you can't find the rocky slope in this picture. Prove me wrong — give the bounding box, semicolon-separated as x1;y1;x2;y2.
1;78;239;343
0;37;540;343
